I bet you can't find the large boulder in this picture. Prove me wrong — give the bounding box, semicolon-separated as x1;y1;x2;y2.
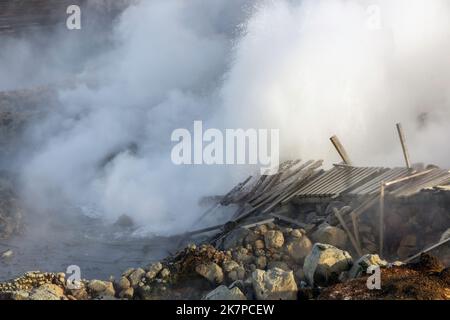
29;284;65;300
312;225;348;249
285;235;313;263
128;268;146;287
203;285;247;300
349;254;388;279
195;262;224;284
251;268;298;300
303;243;353;287
87;280;115;298
264;230;284;249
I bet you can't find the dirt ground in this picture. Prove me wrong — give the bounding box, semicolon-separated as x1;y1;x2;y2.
319;254;450;300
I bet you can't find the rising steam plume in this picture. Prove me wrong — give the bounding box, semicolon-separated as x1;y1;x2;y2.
2;0;450;235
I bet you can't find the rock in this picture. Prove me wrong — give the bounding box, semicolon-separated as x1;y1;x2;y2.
67;288;89;300
222;260;240;273
10;290;30;300
255;256;267;269
254;240;265;250
303;243;353;287
349;254;388;278
204;285;247;300
195;263;224;284
267;261;290;271
119;287;134;299
251;268;298;300
285;235;312;263
264;230;284;249
88;280;115;297
137;285;153;300
388;261;404;267
244;231;260;245
221;227;250;250
312;225;348;249
294;268;305;282
338;271;349;282
146;262;163;280
254;224;269;235
236;266;246;280
128;268;146;287
122;268;135;278
160;268;170;278
117;277;131;291
29;284;65;300
228;270;238;282
233;247;254;264
290;229;304;238
114;214;134;228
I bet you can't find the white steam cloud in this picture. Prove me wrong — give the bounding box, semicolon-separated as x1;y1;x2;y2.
3;0;450;235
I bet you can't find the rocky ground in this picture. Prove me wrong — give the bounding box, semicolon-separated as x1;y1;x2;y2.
0;220;448;300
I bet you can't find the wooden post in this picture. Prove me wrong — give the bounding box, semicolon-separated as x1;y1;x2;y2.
333;208;363;257
330;135;353;166
379;182;385;257
396;123;411;169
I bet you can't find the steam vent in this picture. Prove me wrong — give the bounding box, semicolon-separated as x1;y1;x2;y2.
0;0;449;305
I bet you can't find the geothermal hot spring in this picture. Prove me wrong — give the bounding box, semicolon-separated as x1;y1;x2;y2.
1;0;450;280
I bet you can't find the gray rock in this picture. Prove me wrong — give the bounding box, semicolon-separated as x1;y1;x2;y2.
303;243;353;287
349;254;388;278
195;262;224;284
312;225;348;249
114;214;134;228
264;230;284;249
204;285;247;300
251;268;297;300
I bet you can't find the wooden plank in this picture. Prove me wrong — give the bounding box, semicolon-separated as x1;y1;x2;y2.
396;123;411;169
402;237;450;263
334;208;363;257
330;135;352;165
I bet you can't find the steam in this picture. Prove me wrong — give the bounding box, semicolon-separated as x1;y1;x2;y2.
2;0;450;235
